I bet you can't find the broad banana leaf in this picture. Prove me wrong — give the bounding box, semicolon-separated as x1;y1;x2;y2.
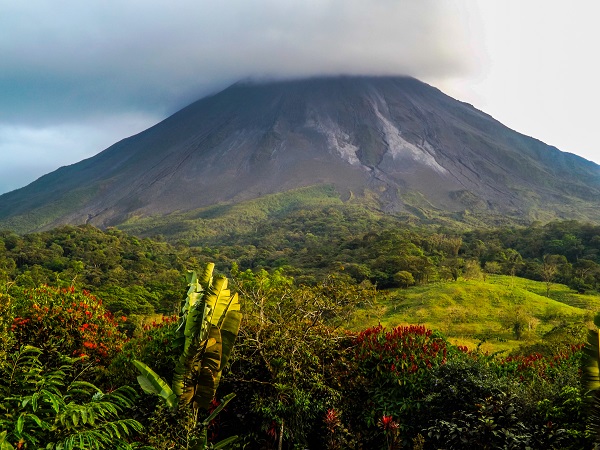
216;292;241;329
154;263;242;411
182;292;209;353
585;329;600;443
173;335;198;398
175;326;221;403
186;269;199;295
211;287;240;330
202;325;223;373
586;329;600;390
132;360;177;409
197;262;215;287
192;367;216;410
209;277;230;322
214;310;243;386
179;326;223;407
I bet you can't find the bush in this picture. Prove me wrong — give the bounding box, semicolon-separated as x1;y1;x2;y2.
106;315;179;389
8;286;128;366
424;346;591;449
0;345;146;449
0;292;15;359
352;324;449;443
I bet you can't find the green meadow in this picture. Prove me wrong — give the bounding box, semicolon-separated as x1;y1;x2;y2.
351;275;594;354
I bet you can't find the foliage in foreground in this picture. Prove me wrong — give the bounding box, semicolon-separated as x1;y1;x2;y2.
8;286;128;365
132;263;242;449
0;346;145;450
0;262;596;449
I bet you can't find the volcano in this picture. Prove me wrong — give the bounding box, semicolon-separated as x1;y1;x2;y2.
1;76;599;233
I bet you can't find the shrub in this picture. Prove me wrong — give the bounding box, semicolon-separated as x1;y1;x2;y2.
8;286;128;366
106;314;179;389
424;346;591;449
352;324;448;441
0;292;15;359
0;345;146;449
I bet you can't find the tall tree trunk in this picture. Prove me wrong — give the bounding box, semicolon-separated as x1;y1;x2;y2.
278;419;284;450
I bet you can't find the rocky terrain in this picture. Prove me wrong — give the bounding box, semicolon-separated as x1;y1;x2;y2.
1;76;599;233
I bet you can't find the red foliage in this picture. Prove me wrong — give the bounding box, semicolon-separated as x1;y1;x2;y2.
378;414;399;431
354;324;448;379
140;314;178;332
10;285;128;363
498;344;584;380
325;408;342;434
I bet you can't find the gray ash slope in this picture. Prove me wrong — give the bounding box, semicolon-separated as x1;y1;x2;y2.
2;76;600;232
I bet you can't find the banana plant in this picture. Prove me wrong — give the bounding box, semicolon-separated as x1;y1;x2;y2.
585;326;600;443
133;263;242;446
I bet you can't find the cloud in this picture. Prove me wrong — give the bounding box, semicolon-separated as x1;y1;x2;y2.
0;113;158;194
0;0;478;195
0;0;475;125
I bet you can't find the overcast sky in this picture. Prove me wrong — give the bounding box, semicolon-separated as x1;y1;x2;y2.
1;1;599;195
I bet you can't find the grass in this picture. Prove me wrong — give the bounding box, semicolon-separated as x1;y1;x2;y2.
349;275;596;355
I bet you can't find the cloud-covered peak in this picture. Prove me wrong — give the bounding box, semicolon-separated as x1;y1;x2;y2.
0;0;473;126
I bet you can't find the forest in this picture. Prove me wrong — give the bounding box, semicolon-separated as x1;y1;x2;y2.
2;217;600;448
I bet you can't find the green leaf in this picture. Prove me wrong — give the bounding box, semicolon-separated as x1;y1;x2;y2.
31;392;39;411
132;360;177;409
209;277;232;325
43;390;62;414
136;375;160;395
0;431;15;450
186;269;200;298
27;413;44;429
220;311;242;369
16;413;25;434
203;393;236;425
213;435;239;449
69;380;102;393
202;325;222;373
192;367;215;410
198;262;215;287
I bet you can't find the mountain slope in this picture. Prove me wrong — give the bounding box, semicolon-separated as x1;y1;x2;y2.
1;76;600;233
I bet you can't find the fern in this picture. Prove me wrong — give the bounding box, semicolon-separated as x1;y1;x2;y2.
0;346;145;449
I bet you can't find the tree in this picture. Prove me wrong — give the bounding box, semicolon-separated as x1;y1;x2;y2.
463;260;483;281
500;306;533;341
393;270;415;288
540;254;559;297
442;257;464;282
133;263;242;449
483;261;502;280
227;267;375;448
501;249;524;278
573;259;600;289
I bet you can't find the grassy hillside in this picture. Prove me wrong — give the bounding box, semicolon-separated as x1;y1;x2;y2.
350;275;594;354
